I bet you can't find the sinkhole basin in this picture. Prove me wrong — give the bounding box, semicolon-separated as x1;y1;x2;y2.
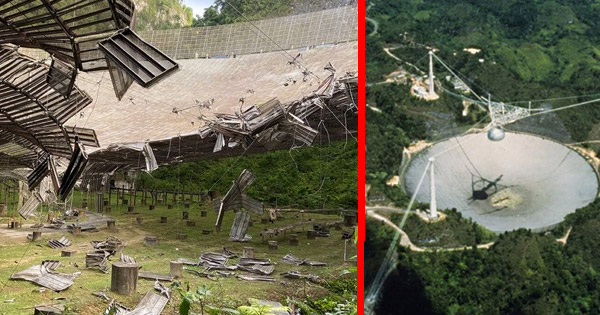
404;131;599;233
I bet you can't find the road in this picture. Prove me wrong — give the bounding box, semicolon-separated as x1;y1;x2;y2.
367;206;573;251
367;209;494;251
556;226;573;245
366;16;378;36
383;47;426;74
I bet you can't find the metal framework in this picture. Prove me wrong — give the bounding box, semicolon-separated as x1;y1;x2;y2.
0;1;357;213
98;29;179;88
0;0;135;71
488;101;531;127
81;74;358;176
0;45;98;169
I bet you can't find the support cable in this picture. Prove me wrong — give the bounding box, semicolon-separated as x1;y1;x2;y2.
365;160;432;311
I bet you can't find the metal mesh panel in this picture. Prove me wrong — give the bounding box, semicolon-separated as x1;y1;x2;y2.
135;6;358;60
106;57;133;100
47;57;76;97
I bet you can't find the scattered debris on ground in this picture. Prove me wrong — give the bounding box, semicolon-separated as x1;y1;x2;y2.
92;291;111;302
104;292;168;315
184;268;218;281
237;264;275;275
138;272;174;282
281;254;327;266
47;236;72;249
153;280;170;299
11;261;80;292
281;271;320;283
34;303;65;314
120;253;136;264
236;274;276;282
86;237;124;273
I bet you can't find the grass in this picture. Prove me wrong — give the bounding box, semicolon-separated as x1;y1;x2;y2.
0;190;356;314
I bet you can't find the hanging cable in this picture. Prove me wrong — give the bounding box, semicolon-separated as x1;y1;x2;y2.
455;137;482;178
504;92;600;105
82;73;105;128
365;159;432;309
524;98;600;119
432;53;488;104
222;0;320;82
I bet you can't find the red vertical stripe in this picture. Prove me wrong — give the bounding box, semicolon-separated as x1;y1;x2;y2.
357;0;365;312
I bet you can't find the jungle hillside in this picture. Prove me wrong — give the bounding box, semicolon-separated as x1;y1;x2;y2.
366;0;600;314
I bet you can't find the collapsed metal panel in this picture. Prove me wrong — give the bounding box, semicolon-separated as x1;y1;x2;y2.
240;194;263;215
59;141;88;200
0;46;95;165
27;154;50;189
212;194;263;215
0;0;135;71
48;236;72;249
278;119;319;146
98;28;179;88
229;211;251;242
106;57;133;101
19;193;41;219
11;262;79;291
47;57;76;98
123;292;168;315
83;74;358;172
215;169;256;230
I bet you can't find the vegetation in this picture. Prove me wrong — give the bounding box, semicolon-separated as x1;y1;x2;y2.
134;0;193;31
192;0;357;27
0;191;354;313
367;0;600;144
400;209;496;248
135;142;358;210
375;228;600;315
368;201;600;314
366;1;600;314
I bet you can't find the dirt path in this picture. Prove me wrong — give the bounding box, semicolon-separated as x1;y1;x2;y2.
0;212;113;243
367;206;573;251
557;226;573;245
367;209;493;251
366;16;378;36
368;210;424;252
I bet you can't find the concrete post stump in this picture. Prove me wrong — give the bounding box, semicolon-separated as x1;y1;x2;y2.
289;234;299;246
110;262;138;295
144;236;159;246
242;247;254;258
176;233;187;240
334;222;342;230
61;250;76;257
268;240;278;251
107;220;116;230
170;260;183;279
343;213;357;227
32;231;42;241
72;226;82;235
